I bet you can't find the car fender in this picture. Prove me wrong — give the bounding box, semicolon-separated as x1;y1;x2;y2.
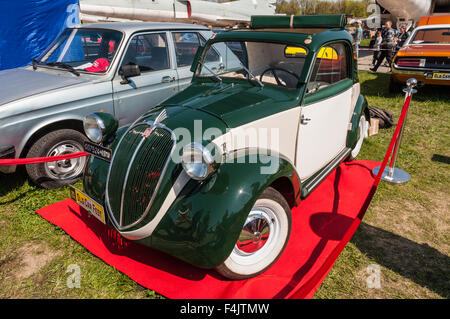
0;114;86;174
17;114;86;156
147;149;300;269
346;94;368;150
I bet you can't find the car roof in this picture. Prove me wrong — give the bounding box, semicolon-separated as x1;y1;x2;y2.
418;15;450;27
414;24;450;31
212;28;353;52
77;22;208;34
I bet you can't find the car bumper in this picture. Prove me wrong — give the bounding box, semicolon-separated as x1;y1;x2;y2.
392;65;450;86
0;145;16;174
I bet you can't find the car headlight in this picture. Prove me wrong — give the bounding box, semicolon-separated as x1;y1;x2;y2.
181;142;218;180
83;112;118;144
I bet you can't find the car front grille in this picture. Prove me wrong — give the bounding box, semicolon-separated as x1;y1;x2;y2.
106;123;175;230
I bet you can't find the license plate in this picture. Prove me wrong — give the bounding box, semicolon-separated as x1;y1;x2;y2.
432;72;450;80
70;186;106;224
84;141;112;162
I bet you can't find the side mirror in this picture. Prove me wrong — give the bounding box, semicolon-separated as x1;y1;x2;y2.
119;64;141;84
190;46;205;73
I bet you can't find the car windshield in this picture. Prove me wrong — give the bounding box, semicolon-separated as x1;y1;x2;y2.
197;41;308;89
37;28;123;74
412;28;450;44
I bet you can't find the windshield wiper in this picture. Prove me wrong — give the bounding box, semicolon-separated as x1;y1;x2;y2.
199;61;222;84
240;63;264;88
45;62;80;76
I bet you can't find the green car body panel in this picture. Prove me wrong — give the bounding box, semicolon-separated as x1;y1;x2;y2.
143;151;300;268
82;15;368;270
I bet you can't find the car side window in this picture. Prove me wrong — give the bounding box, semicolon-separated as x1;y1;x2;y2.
121;33;170;72
199;35;221;63
173;32;220;67
307;42;349;93
173;32;201;67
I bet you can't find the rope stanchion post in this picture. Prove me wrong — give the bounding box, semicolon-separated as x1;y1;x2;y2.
372;78;417;183
289;78;418;298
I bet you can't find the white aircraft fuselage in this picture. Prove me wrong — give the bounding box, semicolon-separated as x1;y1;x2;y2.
79;0;276;26
377;0;449;27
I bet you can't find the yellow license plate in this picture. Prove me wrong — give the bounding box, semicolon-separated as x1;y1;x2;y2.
432;72;450;80
70;186;106;224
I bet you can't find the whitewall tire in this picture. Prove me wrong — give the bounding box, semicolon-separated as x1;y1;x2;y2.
216;187;292;280
349;115;368;160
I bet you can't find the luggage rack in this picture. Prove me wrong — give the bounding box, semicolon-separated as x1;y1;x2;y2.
250;14;347;30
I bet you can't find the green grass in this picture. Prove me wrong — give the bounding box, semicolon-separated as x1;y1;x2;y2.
315;72;450;299
0;71;449;299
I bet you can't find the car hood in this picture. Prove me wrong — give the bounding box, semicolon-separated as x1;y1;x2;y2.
136;104;229;141
162;81;299;128
399;44;450;57
0;68;86;106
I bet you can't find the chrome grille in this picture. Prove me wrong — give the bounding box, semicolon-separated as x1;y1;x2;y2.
106;122;175;230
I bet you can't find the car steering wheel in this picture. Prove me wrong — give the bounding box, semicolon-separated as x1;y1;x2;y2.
259;67;299;87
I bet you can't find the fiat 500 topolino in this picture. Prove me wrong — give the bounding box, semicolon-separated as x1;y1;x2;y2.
75;15;370;279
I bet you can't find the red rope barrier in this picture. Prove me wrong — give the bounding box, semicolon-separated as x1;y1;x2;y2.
289;94;412;299
0;152;89;166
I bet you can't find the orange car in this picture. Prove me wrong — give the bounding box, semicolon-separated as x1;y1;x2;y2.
390;15;450;92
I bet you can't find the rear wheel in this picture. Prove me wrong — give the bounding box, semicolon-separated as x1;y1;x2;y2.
216;187;292;280
26;129;87;189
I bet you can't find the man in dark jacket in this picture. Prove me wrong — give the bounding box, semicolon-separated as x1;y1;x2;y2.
370;21;396;72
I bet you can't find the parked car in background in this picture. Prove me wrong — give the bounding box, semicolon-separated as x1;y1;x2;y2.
73;15;370;279
0;22;218;188
390;15;450;92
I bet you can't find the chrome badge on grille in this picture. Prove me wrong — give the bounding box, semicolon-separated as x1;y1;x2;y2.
142;128;153;138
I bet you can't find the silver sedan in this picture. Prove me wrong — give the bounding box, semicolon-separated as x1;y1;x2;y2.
0;22;222;188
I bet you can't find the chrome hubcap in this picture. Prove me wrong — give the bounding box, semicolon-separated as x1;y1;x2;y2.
45;142;85;179
235;207;274;255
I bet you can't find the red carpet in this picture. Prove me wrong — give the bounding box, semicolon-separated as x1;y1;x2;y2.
36;160;379;299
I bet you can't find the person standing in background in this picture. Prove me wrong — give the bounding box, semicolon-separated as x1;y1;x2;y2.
372;30;383;66
353;20;363;59
370;20;396;72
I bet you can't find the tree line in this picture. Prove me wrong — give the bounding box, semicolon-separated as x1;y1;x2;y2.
275;0;373;17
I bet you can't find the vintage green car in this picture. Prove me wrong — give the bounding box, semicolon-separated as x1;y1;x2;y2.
74;15;369;279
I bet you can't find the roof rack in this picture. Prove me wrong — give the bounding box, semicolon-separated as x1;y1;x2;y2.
250;14;347;30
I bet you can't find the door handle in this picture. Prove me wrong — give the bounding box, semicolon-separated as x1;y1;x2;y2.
301;115;311;124
162;76;175;83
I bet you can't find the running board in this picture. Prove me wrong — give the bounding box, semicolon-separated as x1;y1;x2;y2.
300;147;352;199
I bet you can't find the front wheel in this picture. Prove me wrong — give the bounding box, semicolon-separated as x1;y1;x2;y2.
26;129;88;189
215;187;292;280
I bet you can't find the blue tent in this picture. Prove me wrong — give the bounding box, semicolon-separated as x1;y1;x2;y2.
0;0;80;70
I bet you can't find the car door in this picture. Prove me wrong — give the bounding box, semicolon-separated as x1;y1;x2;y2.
296;42;353;180
112;31;178;126
171;31;222;91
